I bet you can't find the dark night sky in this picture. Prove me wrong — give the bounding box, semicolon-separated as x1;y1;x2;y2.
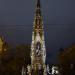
0;0;75;63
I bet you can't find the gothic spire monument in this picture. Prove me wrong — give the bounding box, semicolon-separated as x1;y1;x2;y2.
27;0;47;75
31;0;46;66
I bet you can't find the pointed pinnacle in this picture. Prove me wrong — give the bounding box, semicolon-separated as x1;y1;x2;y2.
37;0;41;8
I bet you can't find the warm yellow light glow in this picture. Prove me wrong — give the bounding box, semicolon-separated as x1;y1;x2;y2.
0;37;3;52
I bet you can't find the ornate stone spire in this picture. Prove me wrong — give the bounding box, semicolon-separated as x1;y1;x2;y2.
34;0;43;37
29;0;47;74
22;0;47;75
37;0;41;8
31;0;46;65
36;0;41;15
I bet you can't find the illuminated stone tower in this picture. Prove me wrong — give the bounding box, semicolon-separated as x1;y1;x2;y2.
27;0;47;75
31;0;46;66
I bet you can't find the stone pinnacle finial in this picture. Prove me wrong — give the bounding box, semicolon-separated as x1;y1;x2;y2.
36;0;41;8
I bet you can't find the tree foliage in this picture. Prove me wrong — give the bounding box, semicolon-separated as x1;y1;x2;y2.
0;44;31;75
